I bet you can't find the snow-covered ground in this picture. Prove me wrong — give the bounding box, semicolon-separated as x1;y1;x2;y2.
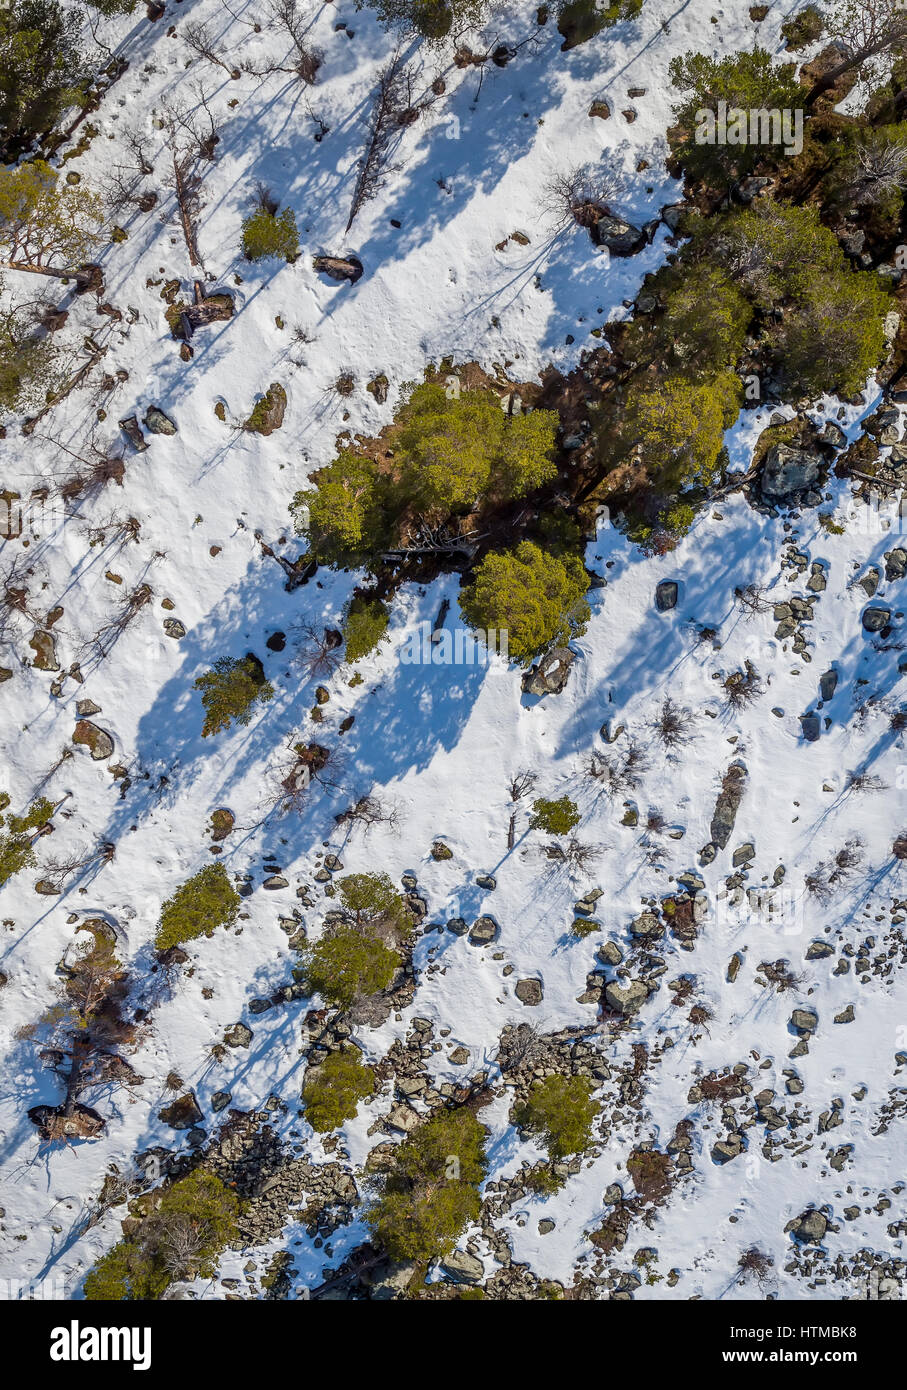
1;0;905;1302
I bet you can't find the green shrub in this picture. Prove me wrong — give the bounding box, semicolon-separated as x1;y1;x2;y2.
0;306;59;417
642;263;752;376
668;48;805;186
700;203;848;309
780;4;824;49
367;0;485;40
302;1048;375;1131
343;595;390;663
514;1075;597;1160
241;206;299;262
84;1171;240;1300
194;654;274;736
0;796;54;886
530;796;581;836
395;381;558;514
155;862;240;951
772;266;889;398
367;1108;487;1263
459;541;590;665
825;124;907;223
300;921;400;1008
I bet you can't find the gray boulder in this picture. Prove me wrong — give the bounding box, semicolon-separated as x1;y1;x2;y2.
521;646;574;696
761;443;822;499
655;579;678;612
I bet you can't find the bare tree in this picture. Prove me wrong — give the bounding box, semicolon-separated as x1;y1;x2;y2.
650;697;697;749
834;128;907;205
807;0;907;104
265;0;322;83
540;838;602;869
507;769;538;848
723;661;764;710
346;53;415;232
295;621;343;680
334;793;400;834
182;22;241;79
544;162;627;235
738;1246;774;1285
87;583;153;661
805;837;865;902
587;743;648;799
734;582;773;620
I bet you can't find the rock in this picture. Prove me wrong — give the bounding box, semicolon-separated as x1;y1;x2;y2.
263;875;288;890
521;646;574;696
597;940;624;967
712;1134;744;1164
468;916;499;945
449;1046;469;1065
834;1004;855;1024
862;606;891;633
29;630;59;671
447;917;469;936
859;568;880;598
731;842;755;867
158;1092;203;1129
806;941;834;959
476;874;496;890
163;618;186;639
72;719;114;760
819;669;838;702
605;980;649;1016
224;1022;253;1048
366;373;389;404
629;911;663;939
210;808;234;842
761;443;822;499
661;204;688;231
386;1102;420;1134
312;254;363;284
885;548;907;582
589;99;611;119
791;1209;827;1244
244;383;287;435
799;712;821;742
75;699;101;716
515;978;543;1006
143;405;177;435
655;579;678;612
430;840;453;861
211;1091;232;1112
711;762;747;850
118;414;148;452
590;214;645;256
790;1008;818;1035
439;1249;484;1284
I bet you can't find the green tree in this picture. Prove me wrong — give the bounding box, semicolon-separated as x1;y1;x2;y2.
0;796;54;886
557;0;644;51
0;159;104;285
459;541;590;665
668;48;805;185
627;262;752;376
302;1048;375;1131
84;1171;240;1299
194;654;274;736
396;382;558;514
701;203;847;308
780;4;824;49
620;371;741;492
366;0;485;40
292;451;390;563
367;1108;487;1263
514;1075;597;1159
87;0;139;13
155;862;241;951
343;595;390;662
338;871;411;936
529;795;581;836
0;302;58;417
241;206;299;262
772;266;889;398
300;920;400;1008
0;0;86;160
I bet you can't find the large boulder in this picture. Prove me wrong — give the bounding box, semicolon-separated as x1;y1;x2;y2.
710;762;747;850
72;719;114;760
591;214;645;256
522;647;574;696
760;442;822;499
605;980;649;1016
440;1249;484;1284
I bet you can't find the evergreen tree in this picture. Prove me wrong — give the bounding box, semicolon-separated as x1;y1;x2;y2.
620;371;741;492
396;382;558;514
459;541;590;665
338;871;411;936
0;0;86;160
0;302;58;417
668;48;805;185
299;920;400;1008
0;796;54;886
529;796;581;836
155;862;241;950
302;1048;375;1132
514;1075;597;1159
367;1108;487;1263
366;0;485;40
194;654;274;736
343;595;390;662
292;451;389;563
772;266;889;398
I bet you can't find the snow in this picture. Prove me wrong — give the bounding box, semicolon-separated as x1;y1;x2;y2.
0;0;904;1302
